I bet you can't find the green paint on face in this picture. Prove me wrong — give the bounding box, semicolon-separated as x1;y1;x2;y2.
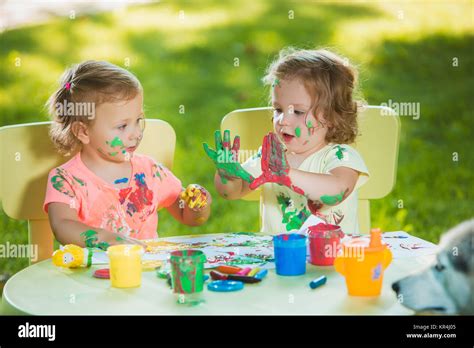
109;151;119;157
295;127;301;138
108;136;125;148
320;191;345;205
307;121;314;136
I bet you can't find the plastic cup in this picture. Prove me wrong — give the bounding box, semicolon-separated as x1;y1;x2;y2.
107;244;143;288
273;233;307;276
170;250;206;305
334;229;392;296
308;223;344;266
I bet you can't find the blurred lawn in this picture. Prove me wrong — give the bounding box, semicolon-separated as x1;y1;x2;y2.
1;0;473;277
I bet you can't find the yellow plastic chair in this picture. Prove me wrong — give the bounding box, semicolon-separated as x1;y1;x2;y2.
0;119;176;263
221;105;400;233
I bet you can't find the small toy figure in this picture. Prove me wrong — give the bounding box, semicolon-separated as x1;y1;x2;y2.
52;244;93;268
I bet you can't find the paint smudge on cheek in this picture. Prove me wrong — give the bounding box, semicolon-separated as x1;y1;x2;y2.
295;126;301;138
306;121;315;136
102;136;127;158
108;136;125;148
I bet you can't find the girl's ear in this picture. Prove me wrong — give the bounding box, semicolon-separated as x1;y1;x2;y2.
72;121;90;145
317;112;331;129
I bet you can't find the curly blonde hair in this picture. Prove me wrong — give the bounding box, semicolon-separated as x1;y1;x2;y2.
263;48;362;144
46;60;142;156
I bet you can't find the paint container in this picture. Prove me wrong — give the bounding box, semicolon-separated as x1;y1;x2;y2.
334;228;392;296
170;250;206;305
107;245;143;288
273;233;307;276
308;223;344;266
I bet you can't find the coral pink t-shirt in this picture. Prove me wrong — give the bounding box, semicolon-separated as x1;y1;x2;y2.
43;152;182;239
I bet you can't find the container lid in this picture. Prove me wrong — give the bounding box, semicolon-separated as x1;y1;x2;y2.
341;228;387;253
106;244;144;256
273;233;307;248
207;280;244;292
170;249;206;264
308;223;344;239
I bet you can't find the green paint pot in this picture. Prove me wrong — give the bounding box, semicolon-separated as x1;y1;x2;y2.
170;250;206;305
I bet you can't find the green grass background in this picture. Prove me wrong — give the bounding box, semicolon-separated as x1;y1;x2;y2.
1;0;473;278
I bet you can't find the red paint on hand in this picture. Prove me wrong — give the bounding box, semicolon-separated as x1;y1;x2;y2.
249;132;305;195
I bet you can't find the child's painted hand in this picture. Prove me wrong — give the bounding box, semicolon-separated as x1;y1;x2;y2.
249;132;305;195
203;130;254;184
180;184;212;211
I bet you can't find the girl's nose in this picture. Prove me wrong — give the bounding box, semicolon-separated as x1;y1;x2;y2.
131;125;143;141
279;111;294;126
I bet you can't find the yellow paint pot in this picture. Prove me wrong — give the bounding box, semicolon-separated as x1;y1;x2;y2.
107;245;144;288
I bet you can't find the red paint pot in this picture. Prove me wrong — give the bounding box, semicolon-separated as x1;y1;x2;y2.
308;223;344;266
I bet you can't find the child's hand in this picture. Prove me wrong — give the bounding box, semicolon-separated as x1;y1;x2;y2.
180;184;212;211
203;130;254;184
249;132;305;195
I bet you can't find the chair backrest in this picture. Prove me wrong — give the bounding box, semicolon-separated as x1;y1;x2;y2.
0;119;176;262
221;105;401;232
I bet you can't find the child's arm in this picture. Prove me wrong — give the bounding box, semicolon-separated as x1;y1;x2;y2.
289;166;359;206
249;132;359;207
166;185;212;226
48;202;145;248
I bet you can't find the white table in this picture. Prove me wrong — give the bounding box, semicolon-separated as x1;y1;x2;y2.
1;233;436;315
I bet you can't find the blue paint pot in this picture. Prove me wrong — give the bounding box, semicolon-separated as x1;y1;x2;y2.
273;233;307;276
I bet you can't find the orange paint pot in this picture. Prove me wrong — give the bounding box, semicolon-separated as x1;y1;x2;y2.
334;228;392;297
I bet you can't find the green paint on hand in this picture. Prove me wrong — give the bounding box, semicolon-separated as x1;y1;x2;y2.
109;152;118;157
320;191;345;205
203;130;254;184
97;241;110;250
80;230;98;248
295;127;301;138
116;236;125;242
